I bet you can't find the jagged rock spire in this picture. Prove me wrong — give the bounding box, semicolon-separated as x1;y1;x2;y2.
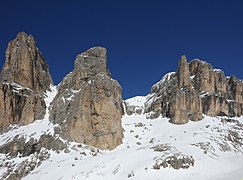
50;47;123;150
0;32;53;130
177;55;191;90
145;55;243;124
0;32;53;93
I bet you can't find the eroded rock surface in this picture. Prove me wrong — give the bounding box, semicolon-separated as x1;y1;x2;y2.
0;32;53;130
50;47;123;150
124;96;146;115
0;32;52;93
145;56;243;124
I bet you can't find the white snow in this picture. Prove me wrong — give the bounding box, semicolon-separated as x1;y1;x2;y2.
157;72;175;84
71;89;81;94
22;114;243;180
0;89;243;180
214;69;223;73
190;75;195;79
3;82;33;92
0;85;58;145
125;96;146;107
66;94;74;101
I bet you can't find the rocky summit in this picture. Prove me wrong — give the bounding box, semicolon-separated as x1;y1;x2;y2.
0;33;124;179
0;32;53;130
0;32;243;180
50;47;123;150
145;55;243;124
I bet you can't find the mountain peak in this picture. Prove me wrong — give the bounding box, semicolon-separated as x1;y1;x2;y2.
0;32;53;130
74;46;111;78
145;56;243;124
177;55;191;90
1;32;52;92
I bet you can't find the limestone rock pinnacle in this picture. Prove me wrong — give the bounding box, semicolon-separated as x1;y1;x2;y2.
50;47;123;150
177;55;191;90
0;32;53;131
145;56;243;124
0;32;53;93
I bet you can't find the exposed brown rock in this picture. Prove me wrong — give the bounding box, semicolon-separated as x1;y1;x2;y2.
145;57;243;124
169;90;202;124
178;55;191;90
0;32;53;131
0;83;46;130
0;32;52;93
124;96;145;115
50;47;123;150
189;60;215;92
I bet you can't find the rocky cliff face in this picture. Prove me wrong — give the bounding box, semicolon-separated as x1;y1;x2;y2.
0;32;123;151
0;32;53;130
145;56;243;124
0;32;53;93
50;47;123;150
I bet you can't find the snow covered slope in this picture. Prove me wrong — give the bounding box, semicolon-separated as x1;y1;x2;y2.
1;95;243;180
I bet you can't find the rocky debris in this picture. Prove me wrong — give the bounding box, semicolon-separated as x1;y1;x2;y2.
1;149;50;180
227;130;242;147
191;142;216;156
50;47;123;150
134;122;144;127
0;134;66;157
124;99;145;116
127;171;135;178
192;118;243;154
153;155;194;170
145;56;243;124
151;144;171;152
151;144;194;170
124;102;143;115
0;32;53;131
124;96;146;115
0;133;67;180
0;83;46;131
221;118;239;124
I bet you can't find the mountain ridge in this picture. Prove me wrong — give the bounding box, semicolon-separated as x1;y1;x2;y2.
0;32;242;179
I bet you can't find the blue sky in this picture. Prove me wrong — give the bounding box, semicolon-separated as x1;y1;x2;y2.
0;0;243;99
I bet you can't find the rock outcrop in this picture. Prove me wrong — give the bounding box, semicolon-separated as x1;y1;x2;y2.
0;32;53;131
145;56;243;124
124;96;146;115
178;55;192;90
0;33;123;151
0;32;52;93
50;47;123;150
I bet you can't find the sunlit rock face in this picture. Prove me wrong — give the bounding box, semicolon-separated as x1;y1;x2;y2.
145;56;243;124
50;47;123;150
0;32;53;131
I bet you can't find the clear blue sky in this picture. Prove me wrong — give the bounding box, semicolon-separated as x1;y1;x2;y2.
1;0;243;99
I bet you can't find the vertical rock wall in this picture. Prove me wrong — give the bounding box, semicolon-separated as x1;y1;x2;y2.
50;47;123;150
145;56;243;124
0;32;53;130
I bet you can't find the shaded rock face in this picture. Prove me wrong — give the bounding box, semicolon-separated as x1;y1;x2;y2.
0;32;53;93
0;83;46;129
0;32;52;130
145;56;243;124
0;134;66;157
0;134;65;180
50;47;123;150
